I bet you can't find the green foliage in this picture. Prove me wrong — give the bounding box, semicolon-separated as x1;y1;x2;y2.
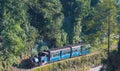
0;0;120;70
29;0;65;47
31;48;38;56
72;0;91;44
61;0;91;44
82;0;118;46
0;0;38;70
40;46;49;52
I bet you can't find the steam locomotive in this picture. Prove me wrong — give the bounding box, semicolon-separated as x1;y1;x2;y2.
29;44;90;67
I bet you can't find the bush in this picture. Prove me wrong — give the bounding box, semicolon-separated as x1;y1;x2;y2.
31;48;38;56
40;46;49;52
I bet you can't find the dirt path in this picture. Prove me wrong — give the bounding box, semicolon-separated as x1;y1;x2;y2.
88;65;103;71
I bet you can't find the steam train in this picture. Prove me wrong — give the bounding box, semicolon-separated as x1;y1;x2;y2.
29;44;90;67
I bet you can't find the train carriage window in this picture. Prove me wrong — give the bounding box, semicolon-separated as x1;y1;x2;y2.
51;52;60;57
72;47;80;52
62;50;70;55
60;48;71;55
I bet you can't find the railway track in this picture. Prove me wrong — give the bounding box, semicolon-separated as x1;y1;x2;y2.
10;51;102;71
11;44;117;71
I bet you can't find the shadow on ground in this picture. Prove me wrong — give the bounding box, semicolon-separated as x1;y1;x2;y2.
12;58;33;69
99;50;120;71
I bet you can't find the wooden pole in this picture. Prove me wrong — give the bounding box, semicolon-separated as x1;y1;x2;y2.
107;16;110;65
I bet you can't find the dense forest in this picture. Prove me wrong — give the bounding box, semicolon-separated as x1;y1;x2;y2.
0;0;120;70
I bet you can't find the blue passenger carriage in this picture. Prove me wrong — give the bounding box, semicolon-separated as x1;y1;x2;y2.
29;44;90;67
49;50;61;62
71;45;82;57
81;44;90;55
60;47;71;59
49;46;71;62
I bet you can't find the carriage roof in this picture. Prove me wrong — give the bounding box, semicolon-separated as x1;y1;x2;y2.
49;43;84;53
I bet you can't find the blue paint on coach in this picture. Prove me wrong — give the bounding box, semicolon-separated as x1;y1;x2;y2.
50;52;61;62
71;46;82;57
61;53;70;59
82;48;89;55
72;51;81;57
41;56;48;62
50;56;60;62
82;50;90;55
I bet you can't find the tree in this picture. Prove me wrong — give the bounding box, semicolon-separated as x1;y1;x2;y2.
72;0;91;44
116;1;120;54
82;0;118;46
61;0;91;44
0;0;38;70
29;0;65;47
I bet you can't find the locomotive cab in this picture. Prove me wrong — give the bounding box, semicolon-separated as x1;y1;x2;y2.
38;52;49;65
30;52;49;67
29;55;40;67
